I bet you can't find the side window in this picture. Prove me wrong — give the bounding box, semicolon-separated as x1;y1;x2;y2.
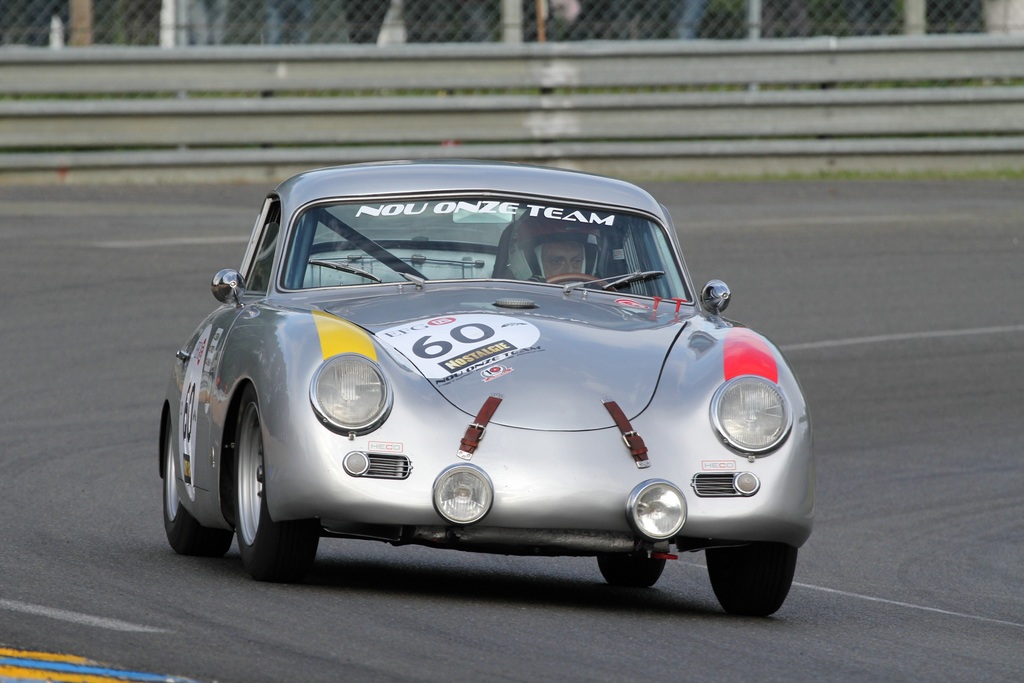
243;201;282;295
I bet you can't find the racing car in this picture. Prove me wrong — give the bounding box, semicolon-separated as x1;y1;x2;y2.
159;160;813;616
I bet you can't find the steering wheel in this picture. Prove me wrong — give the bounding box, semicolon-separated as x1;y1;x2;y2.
546;272;599;285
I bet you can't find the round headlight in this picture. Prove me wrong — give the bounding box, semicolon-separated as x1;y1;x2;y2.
627;480;686;541
433;464;493;525
711;376;791;454
310;354;390;434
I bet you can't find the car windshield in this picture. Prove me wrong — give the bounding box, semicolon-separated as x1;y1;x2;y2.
281;196;688;299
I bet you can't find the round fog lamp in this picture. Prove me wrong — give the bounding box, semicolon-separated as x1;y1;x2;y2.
343;451;370;477
627;480;686;540
734;472;761;496
433;464;493;525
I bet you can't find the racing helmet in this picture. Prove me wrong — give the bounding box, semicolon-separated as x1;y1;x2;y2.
500;215;601;281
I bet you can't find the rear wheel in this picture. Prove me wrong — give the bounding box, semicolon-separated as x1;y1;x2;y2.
234;386;320;582
162;416;232;557
597;553;666;588
706;542;797;616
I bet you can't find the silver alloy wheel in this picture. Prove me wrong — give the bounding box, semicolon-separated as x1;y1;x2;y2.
164;428;178;523
236;401;263;546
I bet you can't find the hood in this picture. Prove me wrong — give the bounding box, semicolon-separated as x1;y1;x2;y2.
320;285;690;430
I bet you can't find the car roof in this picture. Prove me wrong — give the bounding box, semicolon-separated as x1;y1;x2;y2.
274;160;666;218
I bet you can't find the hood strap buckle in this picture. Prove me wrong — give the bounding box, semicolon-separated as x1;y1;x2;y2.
457;394;503;460
603;400;650;469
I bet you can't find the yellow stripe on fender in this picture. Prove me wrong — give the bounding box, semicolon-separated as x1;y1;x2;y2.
312;310;376;361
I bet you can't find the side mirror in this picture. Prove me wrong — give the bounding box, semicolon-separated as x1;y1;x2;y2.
212;268;245;306
700;279;731;315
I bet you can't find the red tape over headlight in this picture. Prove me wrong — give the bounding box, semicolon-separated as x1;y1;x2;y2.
723;328;778;383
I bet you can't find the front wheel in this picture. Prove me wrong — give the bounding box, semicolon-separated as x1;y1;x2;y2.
234;386;320;582
162;415;233;557
597;553;666;588
706;542;797;616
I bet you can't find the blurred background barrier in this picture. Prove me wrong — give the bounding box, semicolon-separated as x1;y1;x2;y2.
1;2;1024;182
3;0;1023;47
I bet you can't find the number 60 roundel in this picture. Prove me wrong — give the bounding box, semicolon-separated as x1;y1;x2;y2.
378;314;540;380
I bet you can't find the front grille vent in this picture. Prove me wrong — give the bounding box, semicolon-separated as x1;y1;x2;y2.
691;473;740;497
366;453;413;479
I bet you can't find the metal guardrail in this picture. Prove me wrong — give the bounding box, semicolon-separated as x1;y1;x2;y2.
2;34;1024;183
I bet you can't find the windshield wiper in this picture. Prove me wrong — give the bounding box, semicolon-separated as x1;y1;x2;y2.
563;270;665;295
401;272;427;289
317;208;427;281
309;259;382;283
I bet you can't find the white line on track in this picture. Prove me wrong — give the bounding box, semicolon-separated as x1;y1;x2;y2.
680;563;1024;628
0;599;168;633
780;324;1024;352
682;212;982;231
95;235;248;248
792;583;1024;629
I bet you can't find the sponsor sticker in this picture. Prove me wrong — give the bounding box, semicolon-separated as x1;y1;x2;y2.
378;313;540;381
481;365;514;382
614;298;649;310
440;341;516;373
368;441;404;453
701;460;738;471
354;200;615;226
179;325;213;501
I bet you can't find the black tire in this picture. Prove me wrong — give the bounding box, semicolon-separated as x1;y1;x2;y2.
234;385;320;583
597;553;666;588
706;542;798;616
162;415;233;557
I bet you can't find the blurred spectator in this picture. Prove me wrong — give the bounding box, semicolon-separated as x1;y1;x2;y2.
562;0;634;39
523;0;580;41
1;0;66;46
189;0;228;45
563;0;703;41
931;0;985;34
674;0;706;38
551;0;582;25
264;0;310;43
844;0;893;35
350;0;390;42
762;0;809;37
404;0;499;42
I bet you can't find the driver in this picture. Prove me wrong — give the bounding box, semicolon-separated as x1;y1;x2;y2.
539;237;586;279
499;214;599;282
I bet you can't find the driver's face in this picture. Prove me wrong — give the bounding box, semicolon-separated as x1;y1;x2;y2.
541;240;585;277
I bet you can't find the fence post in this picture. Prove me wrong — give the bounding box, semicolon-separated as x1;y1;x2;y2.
502;0;523;43
69;0;94;46
160;0;176;48
747;0;762;40
904;0;926;35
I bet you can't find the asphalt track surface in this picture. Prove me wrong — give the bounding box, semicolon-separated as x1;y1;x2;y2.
0;178;1021;683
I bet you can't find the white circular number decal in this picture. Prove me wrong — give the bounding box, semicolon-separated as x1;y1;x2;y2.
378;314;540;380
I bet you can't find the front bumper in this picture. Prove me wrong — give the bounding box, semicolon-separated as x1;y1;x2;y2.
263;401;814;551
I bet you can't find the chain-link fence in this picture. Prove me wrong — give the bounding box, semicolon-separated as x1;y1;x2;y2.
1;0;1021;47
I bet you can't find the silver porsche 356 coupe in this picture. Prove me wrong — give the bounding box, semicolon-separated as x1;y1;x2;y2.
160;160;813;616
